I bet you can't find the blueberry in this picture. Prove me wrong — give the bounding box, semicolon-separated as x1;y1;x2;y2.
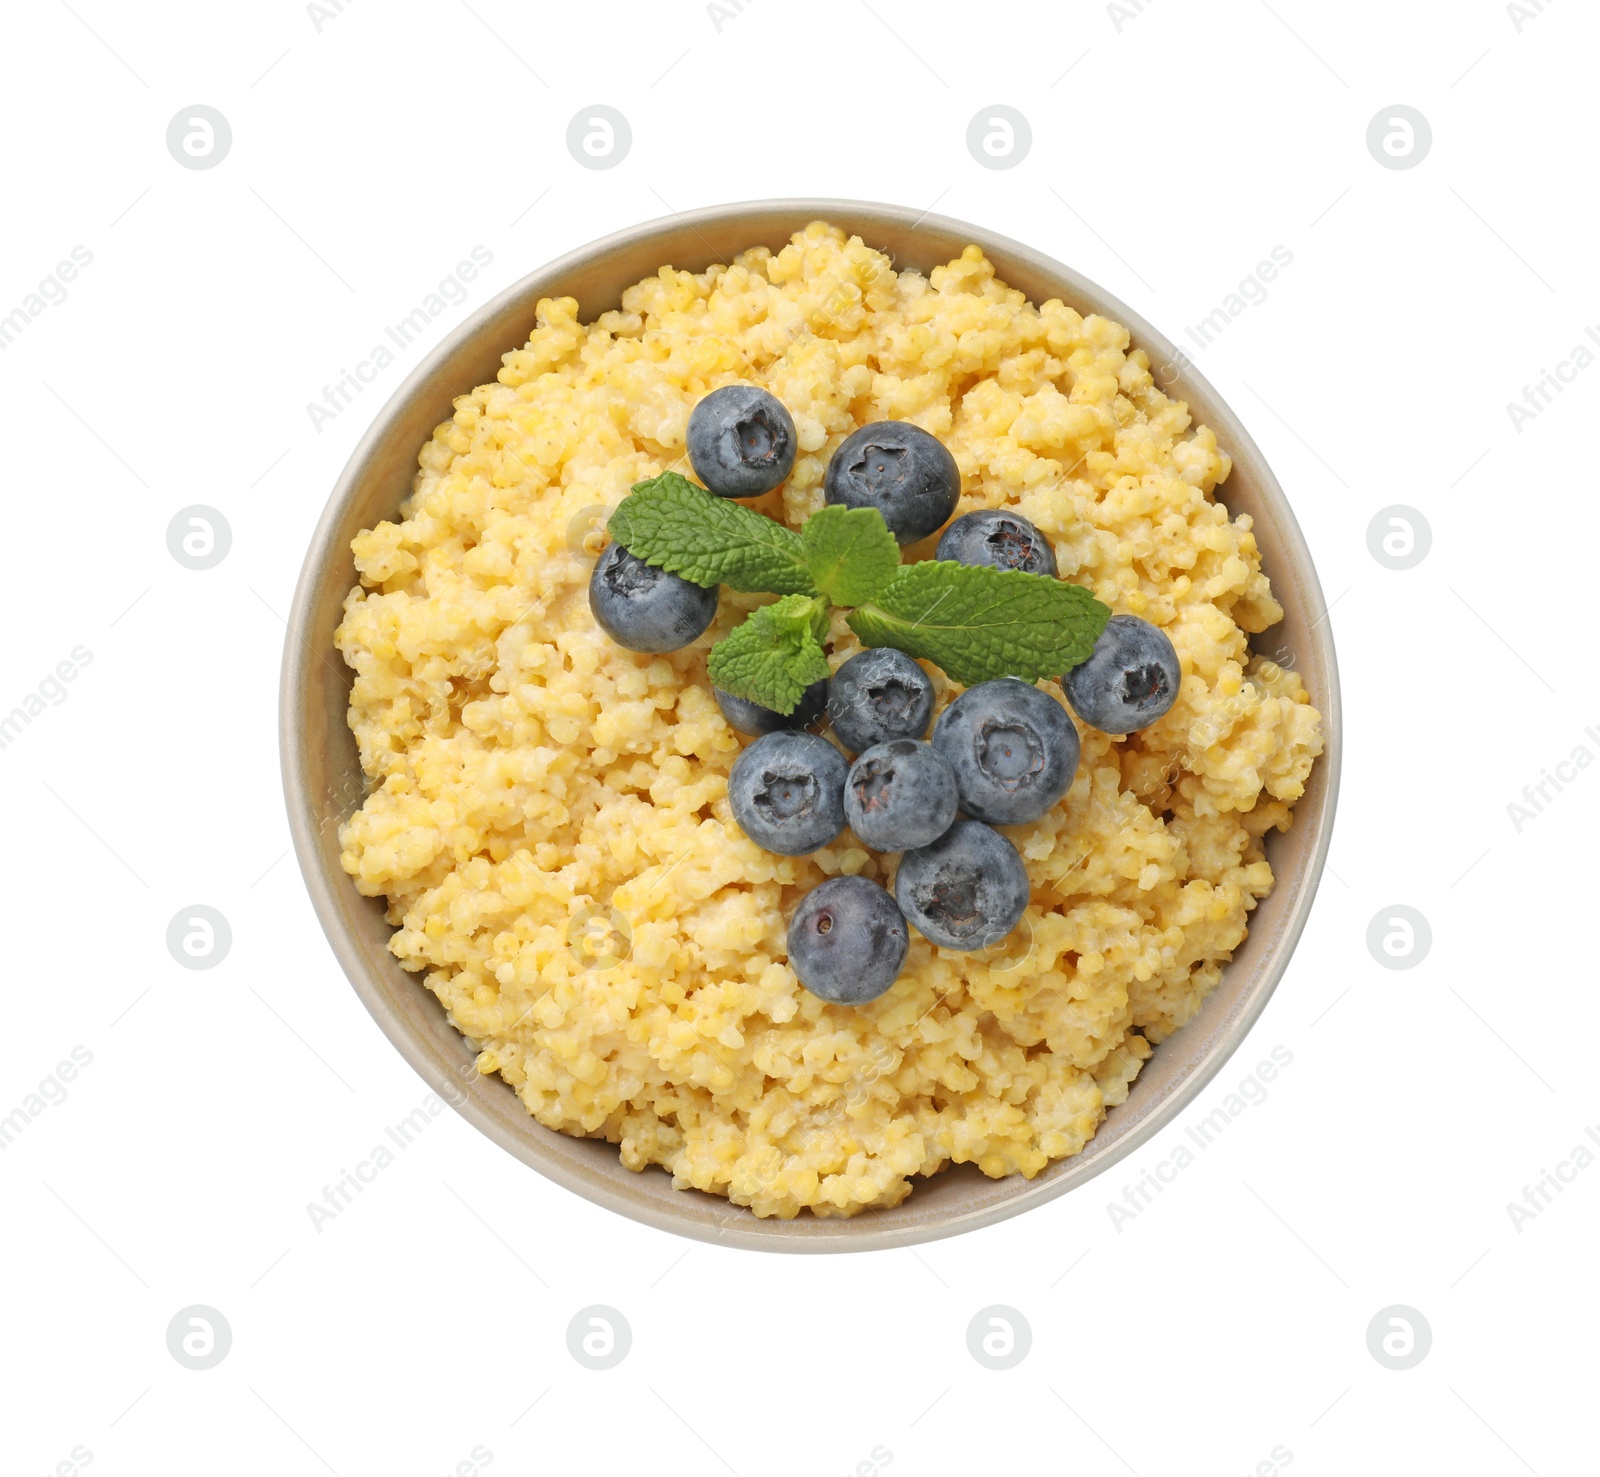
843;739;959;852
1061;614;1181;734
686;384;797;498
824;421;960;544
728;731;848;855
588;542;718;654
935;509;1057;576
826;647;935;753
931;677;1079;826
787;876;909;1004
894;820;1030;951
714;678;829;737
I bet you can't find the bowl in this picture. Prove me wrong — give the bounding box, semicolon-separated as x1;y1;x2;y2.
280;199;1341;1252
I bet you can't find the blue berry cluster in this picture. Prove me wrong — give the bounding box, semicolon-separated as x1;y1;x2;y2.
587;385;1184;1005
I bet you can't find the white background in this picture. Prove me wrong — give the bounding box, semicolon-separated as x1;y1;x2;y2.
1;1;1592;1472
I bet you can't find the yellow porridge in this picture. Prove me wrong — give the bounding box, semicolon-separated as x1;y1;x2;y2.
334;222;1323;1217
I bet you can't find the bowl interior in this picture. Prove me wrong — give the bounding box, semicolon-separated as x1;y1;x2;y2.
282;201;1340;1251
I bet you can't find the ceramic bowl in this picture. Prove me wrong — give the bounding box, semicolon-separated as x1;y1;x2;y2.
280;200;1341;1251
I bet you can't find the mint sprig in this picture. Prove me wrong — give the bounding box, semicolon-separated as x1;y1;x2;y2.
607;473;1111;715
848;561;1109;687
609;471;815;594
799;505;900;606
706;594;831;713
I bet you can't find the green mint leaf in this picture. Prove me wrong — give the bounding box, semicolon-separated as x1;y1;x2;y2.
800;505;901;606
847;561;1110;687
608;471;815;594
707;595;831;715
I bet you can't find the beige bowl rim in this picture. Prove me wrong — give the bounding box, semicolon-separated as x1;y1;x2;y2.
279;198;1342;1252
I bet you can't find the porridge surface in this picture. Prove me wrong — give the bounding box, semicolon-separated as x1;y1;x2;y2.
336;222;1323;1217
